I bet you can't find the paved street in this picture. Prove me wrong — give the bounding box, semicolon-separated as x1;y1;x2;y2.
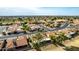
0;23;78;40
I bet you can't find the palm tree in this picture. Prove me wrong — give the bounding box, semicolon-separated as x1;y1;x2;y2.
58;32;68;41
30;33;44;51
69;19;73;24
49;35;58;46
21;23;31;32
49;33;67;47
56;33;68;46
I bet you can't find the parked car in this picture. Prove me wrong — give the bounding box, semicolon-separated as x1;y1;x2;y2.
7;31;27;35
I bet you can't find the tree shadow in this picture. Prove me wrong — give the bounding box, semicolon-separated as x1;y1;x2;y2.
57;43;66;47
63;46;79;51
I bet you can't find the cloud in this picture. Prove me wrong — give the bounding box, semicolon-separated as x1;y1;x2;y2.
0;7;79;16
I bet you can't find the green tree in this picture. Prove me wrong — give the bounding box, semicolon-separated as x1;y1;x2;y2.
50;33;68;47
49;35;58;46
58;32;68;41
21;23;31;31
30;33;44;51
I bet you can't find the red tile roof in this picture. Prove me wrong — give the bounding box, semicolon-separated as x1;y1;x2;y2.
16;36;28;47
6;39;14;49
0;40;4;49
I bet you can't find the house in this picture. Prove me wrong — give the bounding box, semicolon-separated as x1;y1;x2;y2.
0;40;4;50
16;36;28;47
29;24;42;32
40;38;51;42
0;26;8;34
6;39;14;50
7;24;19;32
66;32;76;38
45;32;56;37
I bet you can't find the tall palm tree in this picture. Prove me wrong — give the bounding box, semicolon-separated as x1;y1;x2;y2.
30;33;44;51
21;23;31;32
49;35;58;46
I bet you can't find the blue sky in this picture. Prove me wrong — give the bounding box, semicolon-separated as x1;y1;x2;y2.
0;7;79;16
